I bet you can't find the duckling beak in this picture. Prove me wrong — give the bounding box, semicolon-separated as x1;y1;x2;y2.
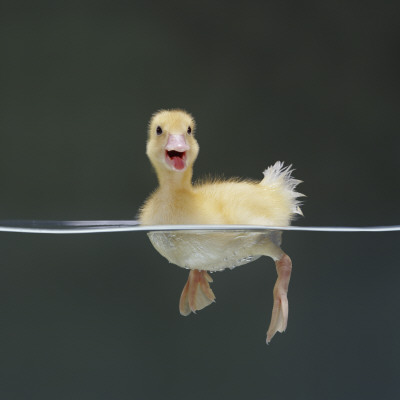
165;134;190;152
165;134;189;171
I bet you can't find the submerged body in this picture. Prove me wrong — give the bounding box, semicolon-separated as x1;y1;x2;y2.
139;109;303;343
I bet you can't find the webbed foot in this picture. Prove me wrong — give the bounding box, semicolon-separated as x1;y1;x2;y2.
267;254;292;343
179;269;216;316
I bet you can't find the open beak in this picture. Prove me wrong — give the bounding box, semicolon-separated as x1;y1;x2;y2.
165;135;189;171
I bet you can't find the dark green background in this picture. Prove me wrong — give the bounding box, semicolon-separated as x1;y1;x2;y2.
1;1;399;399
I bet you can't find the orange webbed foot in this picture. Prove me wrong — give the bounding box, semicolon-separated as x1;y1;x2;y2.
267;254;292;344
179;270;216;316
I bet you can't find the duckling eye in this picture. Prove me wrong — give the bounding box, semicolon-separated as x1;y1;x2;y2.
156;126;162;135
187;126;192;135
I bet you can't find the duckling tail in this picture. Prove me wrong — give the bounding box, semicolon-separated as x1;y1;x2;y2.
261;161;304;216
179;270;216;316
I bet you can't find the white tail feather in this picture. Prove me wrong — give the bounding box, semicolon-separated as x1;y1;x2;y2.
261;161;304;216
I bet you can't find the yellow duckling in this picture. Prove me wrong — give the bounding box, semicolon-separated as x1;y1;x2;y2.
139;109;303;343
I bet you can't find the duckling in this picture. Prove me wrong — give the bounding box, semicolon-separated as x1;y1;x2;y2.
139;109;303;343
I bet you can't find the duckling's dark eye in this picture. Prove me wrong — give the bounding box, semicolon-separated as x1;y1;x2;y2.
187;126;192;135
156;126;162;135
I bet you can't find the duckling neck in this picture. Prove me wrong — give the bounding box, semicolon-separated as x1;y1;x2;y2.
156;166;193;192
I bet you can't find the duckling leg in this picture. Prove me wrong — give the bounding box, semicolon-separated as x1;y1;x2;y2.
266;253;292;344
179;269;216;316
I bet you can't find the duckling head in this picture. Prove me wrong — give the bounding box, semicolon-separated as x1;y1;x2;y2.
147;109;199;174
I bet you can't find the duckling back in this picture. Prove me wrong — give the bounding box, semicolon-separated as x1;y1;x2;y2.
189;162;303;228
